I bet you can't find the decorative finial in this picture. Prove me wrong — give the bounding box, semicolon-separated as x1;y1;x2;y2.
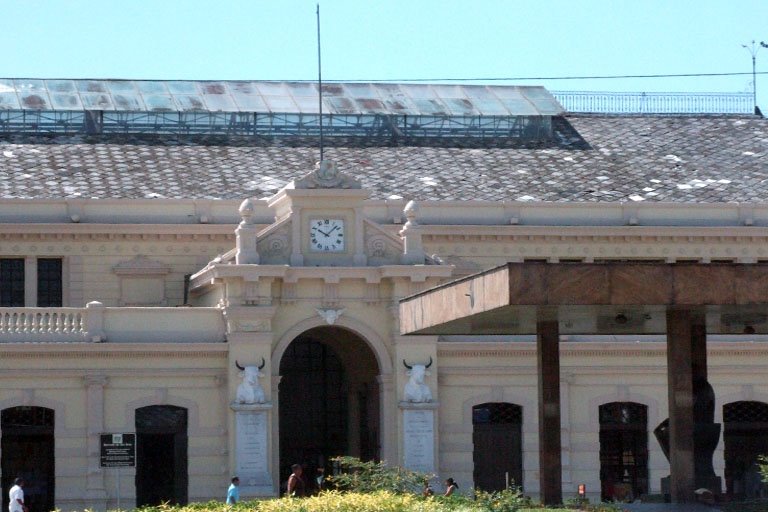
238;198;255;227
404;200;419;226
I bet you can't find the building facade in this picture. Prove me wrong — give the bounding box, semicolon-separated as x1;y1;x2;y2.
0;80;767;509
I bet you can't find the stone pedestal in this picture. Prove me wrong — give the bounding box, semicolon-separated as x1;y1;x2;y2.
231;402;275;496
399;401;439;474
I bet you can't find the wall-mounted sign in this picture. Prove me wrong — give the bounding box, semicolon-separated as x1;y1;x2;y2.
100;433;136;468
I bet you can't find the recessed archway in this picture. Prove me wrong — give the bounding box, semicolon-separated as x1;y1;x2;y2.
278;325;380;493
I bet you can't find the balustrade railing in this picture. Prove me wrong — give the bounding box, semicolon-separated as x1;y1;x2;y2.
0;308;86;340
553;91;753;114
0;302;226;343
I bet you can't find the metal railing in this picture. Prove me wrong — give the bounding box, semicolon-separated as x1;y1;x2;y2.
553;91;753;114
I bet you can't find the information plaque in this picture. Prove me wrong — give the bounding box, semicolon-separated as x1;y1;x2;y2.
100;433;136;468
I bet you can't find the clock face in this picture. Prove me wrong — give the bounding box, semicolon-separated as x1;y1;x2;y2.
310;219;345;252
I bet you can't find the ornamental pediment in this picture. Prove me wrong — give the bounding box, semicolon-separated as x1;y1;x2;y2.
292;161;361;189
363;219;404;266
112;255;171;276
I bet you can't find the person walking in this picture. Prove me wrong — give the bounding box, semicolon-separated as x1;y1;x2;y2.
286;464;306;497
9;478;27;512
226;476;240;505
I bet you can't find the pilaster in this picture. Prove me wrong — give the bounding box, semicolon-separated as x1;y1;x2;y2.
84;375;109;511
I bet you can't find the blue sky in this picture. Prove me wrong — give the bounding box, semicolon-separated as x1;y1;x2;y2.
1;0;767;108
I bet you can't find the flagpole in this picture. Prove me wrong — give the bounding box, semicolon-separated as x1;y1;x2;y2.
316;4;324;161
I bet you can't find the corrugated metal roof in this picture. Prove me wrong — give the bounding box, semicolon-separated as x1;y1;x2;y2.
0;79;563;116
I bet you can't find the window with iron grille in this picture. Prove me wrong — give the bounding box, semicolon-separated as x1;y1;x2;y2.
37;258;62;307
0;258;25;306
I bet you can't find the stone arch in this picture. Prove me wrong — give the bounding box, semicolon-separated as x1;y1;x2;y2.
0;394;68;436
124;393;202;435
588;391;660;432
715;388;768;423
461;389;534;431
272;314;393;376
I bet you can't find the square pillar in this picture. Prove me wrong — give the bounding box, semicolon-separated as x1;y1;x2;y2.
666;309;696;503
536;318;562;506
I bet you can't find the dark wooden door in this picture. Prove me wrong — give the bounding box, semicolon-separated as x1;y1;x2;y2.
472;403;523;492
1;407;55;512
135;406;188;506
473;424;523;491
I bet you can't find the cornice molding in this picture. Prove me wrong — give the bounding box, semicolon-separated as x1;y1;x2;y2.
422;225;768;242
0;342;228;359
191;263;453;291
0;223;236;235
437;342;768;359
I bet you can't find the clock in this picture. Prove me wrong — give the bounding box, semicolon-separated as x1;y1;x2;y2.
310;219;345;252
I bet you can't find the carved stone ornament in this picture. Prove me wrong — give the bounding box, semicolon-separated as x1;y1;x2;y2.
293;160;362;189
403;358;433;403
256;222;291;263
229;319;271;333
234;359;266;404
316;307;345;325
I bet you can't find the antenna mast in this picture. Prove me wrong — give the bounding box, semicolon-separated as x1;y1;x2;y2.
316;4;324;161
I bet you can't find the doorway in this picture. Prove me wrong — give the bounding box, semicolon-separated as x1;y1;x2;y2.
723;401;768;499
135;405;188;506
472;402;523;492
278;326;380;491
599;402;649;502
1;407;55;512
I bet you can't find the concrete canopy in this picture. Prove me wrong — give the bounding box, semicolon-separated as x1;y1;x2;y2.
400;261;768;336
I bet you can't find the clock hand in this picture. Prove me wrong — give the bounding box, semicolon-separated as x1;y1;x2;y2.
318;229;330;237
328;225;340;234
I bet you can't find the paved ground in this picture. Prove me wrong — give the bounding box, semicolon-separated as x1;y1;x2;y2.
622;504;721;512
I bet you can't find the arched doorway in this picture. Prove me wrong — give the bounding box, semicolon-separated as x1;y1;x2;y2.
135;405;188;506
472;402;523;492
599;402;648;502
1;407;55;512
723;401;768;499
278;326;380;492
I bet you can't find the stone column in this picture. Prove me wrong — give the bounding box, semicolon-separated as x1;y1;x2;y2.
84;375;108;511
666;309;696;503
536;318;562;506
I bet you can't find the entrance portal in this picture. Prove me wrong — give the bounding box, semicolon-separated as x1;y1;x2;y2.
1;407;55;512
599;402;649;502
279;327;380;491
135;405;188;506
723;401;768;499
472;402;523;492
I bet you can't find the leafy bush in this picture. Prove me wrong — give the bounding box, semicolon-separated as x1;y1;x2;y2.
326;456;434;494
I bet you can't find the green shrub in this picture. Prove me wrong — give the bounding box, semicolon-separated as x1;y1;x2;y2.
326;456;434;494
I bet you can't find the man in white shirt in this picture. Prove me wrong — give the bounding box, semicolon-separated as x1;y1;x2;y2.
9;478;27;512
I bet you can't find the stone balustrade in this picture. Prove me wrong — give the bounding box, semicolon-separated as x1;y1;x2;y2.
0;308;85;340
0;302;226;344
